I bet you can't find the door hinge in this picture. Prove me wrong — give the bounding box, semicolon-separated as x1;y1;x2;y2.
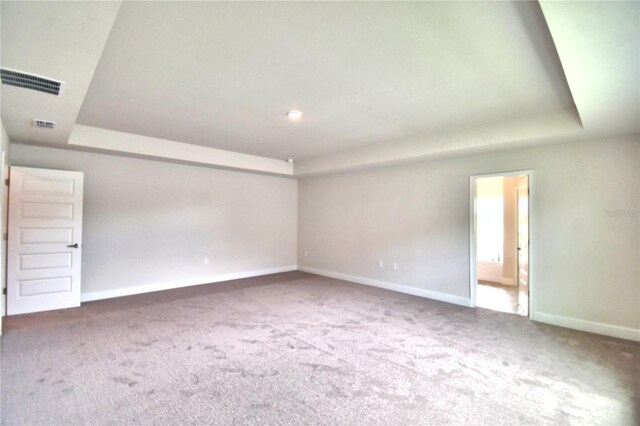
4;178;8;186
2;288;6;295
2;233;6;241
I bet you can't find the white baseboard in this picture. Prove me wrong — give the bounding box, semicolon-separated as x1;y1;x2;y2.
81;265;298;302
534;311;640;342
500;277;515;286
299;266;472;307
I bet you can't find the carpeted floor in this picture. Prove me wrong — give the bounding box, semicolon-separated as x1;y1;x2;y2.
1;272;638;425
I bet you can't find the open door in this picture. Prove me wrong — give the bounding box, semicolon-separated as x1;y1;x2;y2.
7;166;84;315
516;176;529;316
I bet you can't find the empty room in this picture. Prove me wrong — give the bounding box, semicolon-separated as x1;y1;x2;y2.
0;1;638;425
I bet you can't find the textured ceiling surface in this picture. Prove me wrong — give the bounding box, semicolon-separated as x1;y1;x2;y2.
75;1;573;160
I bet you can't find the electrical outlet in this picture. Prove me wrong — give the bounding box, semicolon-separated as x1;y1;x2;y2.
378;260;384;268
204;257;209;265
304;250;308;257
393;262;398;270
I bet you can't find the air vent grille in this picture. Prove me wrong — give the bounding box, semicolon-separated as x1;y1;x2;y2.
32;119;56;129
1;68;63;96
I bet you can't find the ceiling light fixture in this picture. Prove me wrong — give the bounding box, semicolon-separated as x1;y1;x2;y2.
287;110;302;121
286;158;294;163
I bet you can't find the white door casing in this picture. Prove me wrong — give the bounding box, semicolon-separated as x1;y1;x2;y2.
517;175;529;316
469;169;533;319
7;167;84;315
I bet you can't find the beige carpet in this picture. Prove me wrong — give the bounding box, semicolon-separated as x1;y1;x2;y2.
476;281;520;315
1;272;638;425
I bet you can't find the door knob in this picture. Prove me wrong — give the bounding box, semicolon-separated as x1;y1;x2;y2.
67;243;79;248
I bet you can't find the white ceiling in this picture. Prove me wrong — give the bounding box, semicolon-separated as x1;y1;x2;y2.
75;1;573;160
1;1;638;176
539;0;640;137
0;1;121;146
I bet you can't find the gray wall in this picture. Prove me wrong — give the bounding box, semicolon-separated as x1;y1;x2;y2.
298;136;640;333
9;136;640;339
10;144;297;296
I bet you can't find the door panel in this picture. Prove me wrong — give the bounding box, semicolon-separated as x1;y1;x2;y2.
22;177;75;194
7;167;83;315
19;252;72;270
20;228;74;244
19;277;72;297
21;202;74;219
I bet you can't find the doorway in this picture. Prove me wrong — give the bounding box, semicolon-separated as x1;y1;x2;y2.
470;172;530;317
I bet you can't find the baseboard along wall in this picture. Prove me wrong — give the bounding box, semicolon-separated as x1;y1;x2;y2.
532;312;640;342
298;266;473;307
81;265;298;302
299;265;640;342
81;264;640;342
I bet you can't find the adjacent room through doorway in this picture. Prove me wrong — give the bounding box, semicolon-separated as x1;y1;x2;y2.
473;173;529;316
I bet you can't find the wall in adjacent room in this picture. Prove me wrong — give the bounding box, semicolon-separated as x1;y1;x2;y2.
475;176;508;285
502;176;519;285
10;144;298;300
298;135;640;340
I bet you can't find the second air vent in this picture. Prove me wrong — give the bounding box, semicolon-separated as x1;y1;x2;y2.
32;119;56;129
1;68;63;96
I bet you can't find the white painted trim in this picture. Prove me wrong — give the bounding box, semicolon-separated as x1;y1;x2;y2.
534;312;640;342
299;266;472;307
81;265;297;302
529;172;536;320
469;175;478;308
469;170;535;319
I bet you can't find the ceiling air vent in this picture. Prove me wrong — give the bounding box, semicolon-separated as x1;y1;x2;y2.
32;119;56;129
0;68;63;96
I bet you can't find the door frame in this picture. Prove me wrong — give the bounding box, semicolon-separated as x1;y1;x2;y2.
469;170;534;319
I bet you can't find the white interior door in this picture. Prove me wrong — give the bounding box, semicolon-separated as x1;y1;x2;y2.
7;167;84;315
